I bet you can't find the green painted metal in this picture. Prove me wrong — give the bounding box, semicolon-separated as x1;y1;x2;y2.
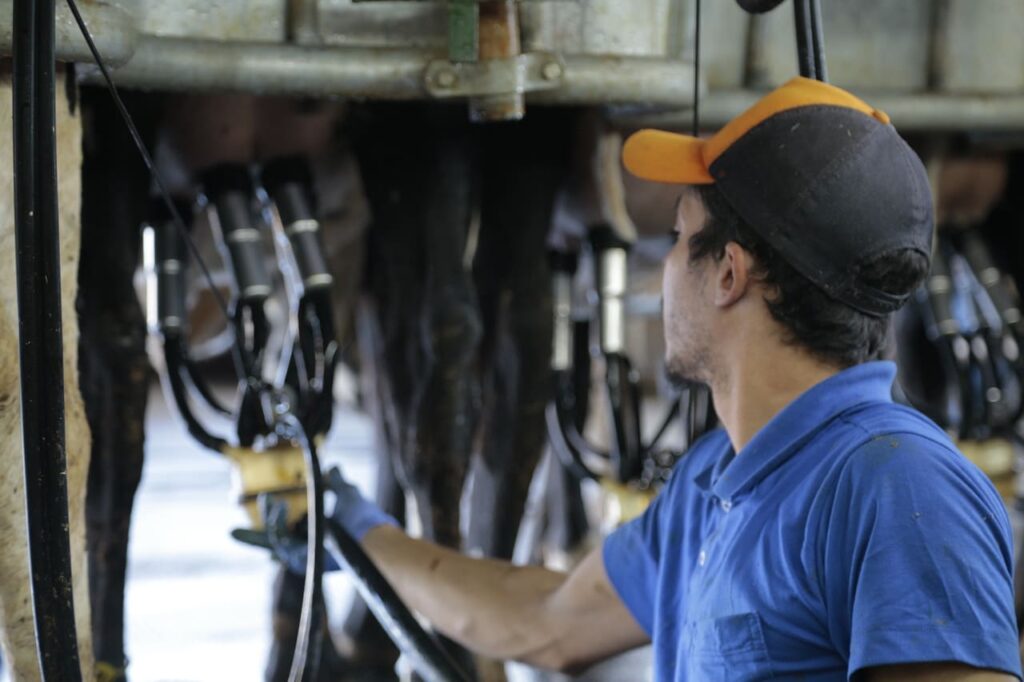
448;0;478;62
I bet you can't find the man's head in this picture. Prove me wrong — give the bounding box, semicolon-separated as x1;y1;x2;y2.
625;77;934;385
662;183;929;385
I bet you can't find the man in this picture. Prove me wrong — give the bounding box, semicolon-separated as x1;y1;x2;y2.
292;77;1023;680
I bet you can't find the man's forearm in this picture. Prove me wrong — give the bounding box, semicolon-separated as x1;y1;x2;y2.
360;525;572;669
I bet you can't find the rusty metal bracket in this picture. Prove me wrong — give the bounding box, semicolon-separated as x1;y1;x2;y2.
425;51;564;98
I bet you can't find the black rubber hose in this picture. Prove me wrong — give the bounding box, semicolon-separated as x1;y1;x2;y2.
261;158;334;293
546;371;603;482
961;232;1024;338
164;335;229;454
604;353;644;482
182;355;234;417
154;217;188;334
324;519;470;682
203;164;274;304
12;0;84;678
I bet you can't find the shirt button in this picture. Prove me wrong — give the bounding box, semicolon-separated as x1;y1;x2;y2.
698;549;707;567
720;499;732;512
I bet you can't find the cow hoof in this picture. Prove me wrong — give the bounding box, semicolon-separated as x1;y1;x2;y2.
96;660;127;682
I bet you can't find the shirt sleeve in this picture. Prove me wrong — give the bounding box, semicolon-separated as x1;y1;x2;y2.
820;432;1021;680
602;487;666;636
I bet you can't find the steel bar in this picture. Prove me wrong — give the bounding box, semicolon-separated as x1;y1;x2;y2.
11;0;83;678
793;0;828;82
793;0;816;79
612;91;1024;132
807;0;828;82
0;0;137;66
76;37;696;106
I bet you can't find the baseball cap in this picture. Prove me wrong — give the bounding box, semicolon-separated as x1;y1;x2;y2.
623;76;933;316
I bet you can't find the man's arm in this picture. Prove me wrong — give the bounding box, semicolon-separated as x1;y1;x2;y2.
361;525;650;673
863;662;1017;681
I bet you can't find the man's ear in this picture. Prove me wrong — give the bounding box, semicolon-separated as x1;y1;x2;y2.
714;242;754;307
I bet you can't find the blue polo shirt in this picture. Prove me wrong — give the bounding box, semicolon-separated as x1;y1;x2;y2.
603;362;1021;680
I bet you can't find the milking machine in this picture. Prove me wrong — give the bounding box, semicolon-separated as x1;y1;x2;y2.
141;146;469;682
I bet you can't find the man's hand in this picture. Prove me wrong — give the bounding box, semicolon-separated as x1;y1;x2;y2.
360;529;649;672
231;494;340;574
236;467;647;672
323;466;399;541
232;465;398;573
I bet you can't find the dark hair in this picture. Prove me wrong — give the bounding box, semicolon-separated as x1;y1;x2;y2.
689;184;930;368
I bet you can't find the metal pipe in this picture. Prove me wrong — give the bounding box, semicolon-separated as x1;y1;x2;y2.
793;0;817;80
0;0;137;66
11;0;84;678
76;36;696;106
612;90;1024;131
807;0;828;82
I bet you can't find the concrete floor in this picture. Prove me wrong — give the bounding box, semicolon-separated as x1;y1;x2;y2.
123;388;652;682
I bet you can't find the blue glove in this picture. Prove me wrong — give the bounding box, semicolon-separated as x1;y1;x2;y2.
325;466;399;541
231;466;398;576
232;494;341;575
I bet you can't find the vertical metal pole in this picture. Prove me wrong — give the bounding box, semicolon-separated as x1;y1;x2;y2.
793;0;828;82
807;0;828;82
11;0;83;678
793;0;816;79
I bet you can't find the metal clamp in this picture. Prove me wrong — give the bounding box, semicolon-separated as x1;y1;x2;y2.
425;51;565;98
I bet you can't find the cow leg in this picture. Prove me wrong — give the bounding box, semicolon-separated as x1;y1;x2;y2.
354;102;481;549
353;103;482;679
265;567;350;682
0;70;94;681
466;110;574;561
77;88;160;681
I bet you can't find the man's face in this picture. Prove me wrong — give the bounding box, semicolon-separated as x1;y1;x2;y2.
663;187;715;386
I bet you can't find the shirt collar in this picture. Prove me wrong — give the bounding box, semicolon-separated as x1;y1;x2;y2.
694;361;896;504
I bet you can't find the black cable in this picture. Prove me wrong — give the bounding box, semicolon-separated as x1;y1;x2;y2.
12;0;84;677
182;356;234;417
645;398;682;454
281;413;326;682
164;335;230;453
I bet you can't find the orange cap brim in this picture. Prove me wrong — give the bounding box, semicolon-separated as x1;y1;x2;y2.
622;77;892;187
622;129;714;185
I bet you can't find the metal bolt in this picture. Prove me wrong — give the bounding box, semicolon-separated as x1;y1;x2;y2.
435;68;458;89
542;61;563;81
